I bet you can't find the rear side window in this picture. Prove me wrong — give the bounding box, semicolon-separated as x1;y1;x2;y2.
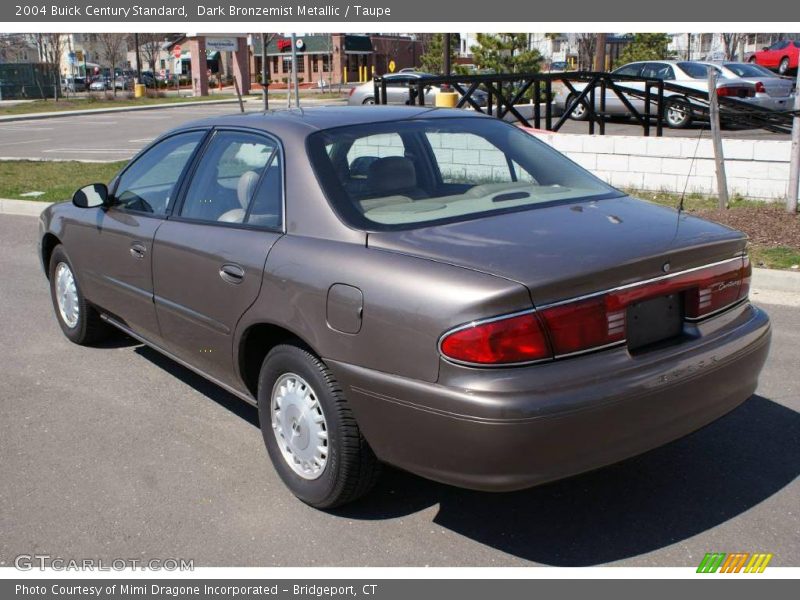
113;131;204;215
613;64;643;77
178;130;281;229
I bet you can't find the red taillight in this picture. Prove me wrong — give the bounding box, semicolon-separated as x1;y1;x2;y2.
717;86;753;98
755;81;766;93
539;297;625;356
439;257;750;366
439;312;552;365
348;87;355;96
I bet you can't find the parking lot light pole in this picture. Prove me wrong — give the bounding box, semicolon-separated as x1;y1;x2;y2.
787;67;800;215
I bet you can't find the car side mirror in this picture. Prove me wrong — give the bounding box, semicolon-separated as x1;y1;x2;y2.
72;183;109;208
762;47;769;51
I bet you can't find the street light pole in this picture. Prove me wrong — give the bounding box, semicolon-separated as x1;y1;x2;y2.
261;32;269;111
443;33;451;76
134;32;142;83
290;32;300;108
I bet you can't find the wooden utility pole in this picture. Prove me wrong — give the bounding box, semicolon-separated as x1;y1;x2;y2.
594;33;607;71
787;65;800;214
708;69;729;209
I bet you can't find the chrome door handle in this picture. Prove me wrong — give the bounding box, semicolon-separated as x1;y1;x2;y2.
219;263;245;285
129;242;146;259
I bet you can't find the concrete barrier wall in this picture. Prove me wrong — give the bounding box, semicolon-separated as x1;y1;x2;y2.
530;132;790;201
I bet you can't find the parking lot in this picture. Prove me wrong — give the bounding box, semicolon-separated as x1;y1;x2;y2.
0;99;791;164
0;212;798;567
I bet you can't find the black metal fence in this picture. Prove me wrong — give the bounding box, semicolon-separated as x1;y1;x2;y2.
373;71;798;136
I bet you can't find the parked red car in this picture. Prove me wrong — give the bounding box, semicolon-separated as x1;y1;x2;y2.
750;39;800;75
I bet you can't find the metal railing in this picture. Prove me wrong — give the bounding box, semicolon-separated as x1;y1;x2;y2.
373;71;798;136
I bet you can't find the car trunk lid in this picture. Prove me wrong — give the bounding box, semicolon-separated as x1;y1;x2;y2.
367;195;747;307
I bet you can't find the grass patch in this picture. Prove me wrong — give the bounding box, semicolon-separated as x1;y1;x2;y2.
0;160;127;202
0;95;238;116
750;246;800;270
624;187;800;271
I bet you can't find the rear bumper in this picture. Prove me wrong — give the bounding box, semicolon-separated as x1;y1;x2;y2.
327;302;771;491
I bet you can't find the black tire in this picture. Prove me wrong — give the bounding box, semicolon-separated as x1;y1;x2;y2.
48;245;110;345
778;57;790;75
362;97;375;105
566;93;589;121
257;343;381;508
664;97;692;129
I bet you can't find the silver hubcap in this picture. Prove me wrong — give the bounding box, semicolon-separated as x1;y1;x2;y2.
571;99;586;117
271;373;328;480
667;105;687;125
55;262;79;329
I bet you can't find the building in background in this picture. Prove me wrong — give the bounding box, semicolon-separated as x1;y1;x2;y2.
250;33;423;86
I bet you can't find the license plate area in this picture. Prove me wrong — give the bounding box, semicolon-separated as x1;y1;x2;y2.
626;293;684;352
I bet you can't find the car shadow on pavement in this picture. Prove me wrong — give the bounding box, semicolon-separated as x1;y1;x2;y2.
334;394;800;566
134;345;260;427
124;344;798;566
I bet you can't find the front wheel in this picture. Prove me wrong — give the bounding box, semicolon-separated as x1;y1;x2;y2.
778;57;791;75
48;245;110;345
257;344;381;508
664;98;692;129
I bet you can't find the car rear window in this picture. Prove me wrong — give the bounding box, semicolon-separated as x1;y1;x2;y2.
307;117;620;231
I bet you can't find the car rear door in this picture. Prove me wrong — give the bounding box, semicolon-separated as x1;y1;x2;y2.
151;128;284;388
70;130;206;342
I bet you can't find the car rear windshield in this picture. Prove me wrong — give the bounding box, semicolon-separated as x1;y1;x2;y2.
724;63;777;78
306;117;620;231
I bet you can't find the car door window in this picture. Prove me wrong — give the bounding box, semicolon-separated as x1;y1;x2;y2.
179;130;280;226
613;64;643;77
113;131;204;215
641;63;675;80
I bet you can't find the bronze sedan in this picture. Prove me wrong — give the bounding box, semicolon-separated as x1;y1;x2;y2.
38;107;770;508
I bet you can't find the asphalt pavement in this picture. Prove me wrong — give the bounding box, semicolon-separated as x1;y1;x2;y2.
0;213;797;567
0;101;790;163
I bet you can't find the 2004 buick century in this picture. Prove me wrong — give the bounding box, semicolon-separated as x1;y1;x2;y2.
38;107;771;508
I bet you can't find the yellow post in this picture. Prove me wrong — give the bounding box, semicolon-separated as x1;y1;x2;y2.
134;83;146;98
344;69;347;84
435;90;458;107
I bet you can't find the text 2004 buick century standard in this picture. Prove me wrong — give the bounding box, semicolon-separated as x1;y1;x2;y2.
38;106;771;508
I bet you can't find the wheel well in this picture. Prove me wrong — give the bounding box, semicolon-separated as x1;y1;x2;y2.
238;323;313;398
41;233;61;278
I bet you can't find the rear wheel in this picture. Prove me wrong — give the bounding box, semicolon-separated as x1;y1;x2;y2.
257;343;380;508
362;97;375;105
566;94;589;120
664;97;692;129
48;245;110;345
778;57;791;75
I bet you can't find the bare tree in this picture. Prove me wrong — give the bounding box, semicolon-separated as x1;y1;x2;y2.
136;33;166;87
721;33;746;60
33;33;65;101
96;33;128;96
576;33;597;71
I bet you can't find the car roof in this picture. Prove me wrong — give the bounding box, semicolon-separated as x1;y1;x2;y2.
171;105;487;139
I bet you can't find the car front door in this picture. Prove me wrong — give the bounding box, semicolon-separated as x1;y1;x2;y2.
151;129;284;388
607;63;644;114
70;130;206;342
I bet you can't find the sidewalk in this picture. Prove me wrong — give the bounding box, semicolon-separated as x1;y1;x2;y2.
1;197;797;303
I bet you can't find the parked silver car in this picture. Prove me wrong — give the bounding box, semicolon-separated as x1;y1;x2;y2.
718;62;795;111
556;60;758;128
348;72;488;107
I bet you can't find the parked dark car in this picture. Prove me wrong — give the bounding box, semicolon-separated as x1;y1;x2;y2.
39;107;771;508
